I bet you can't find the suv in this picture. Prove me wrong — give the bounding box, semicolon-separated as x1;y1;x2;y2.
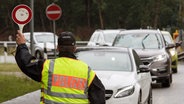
87;29;122;46
113;29;175;87
24;32;58;59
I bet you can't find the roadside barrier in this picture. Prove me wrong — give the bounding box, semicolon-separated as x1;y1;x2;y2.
178;52;184;61
0;41;88;63
0;41;17;63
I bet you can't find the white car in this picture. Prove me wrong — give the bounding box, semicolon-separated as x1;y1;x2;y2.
75;47;152;104
24;32;58;59
87;29;122;46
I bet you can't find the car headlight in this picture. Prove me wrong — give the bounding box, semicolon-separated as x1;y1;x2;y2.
114;85;135;98
153;54;167;62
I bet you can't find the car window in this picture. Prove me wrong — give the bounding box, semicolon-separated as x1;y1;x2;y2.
76;51;132;71
163;34;174;44
92;33;100;43
114;33;163;49
35;34;57;43
97;33;104;43
104;32;118;43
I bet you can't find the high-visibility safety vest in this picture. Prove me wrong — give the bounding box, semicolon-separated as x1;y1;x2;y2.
40;57;96;104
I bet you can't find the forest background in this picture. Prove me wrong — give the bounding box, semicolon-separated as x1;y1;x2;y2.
0;0;183;41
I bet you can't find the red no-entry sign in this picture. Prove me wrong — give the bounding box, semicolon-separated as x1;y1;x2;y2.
46;3;62;21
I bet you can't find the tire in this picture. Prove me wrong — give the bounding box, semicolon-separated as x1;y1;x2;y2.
162;77;171;87
35;51;43;59
172;67;178;73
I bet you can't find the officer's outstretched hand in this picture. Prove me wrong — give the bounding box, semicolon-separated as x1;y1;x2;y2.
16;30;26;45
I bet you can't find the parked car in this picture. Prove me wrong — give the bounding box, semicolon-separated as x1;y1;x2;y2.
87;29;122;46
113;29;175;87
75;47;152;104
24;32;58;59
161;31;179;73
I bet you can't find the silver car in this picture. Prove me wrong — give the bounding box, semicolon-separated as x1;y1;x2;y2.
87;29;122;46
113;29;175;87
24;32;58;59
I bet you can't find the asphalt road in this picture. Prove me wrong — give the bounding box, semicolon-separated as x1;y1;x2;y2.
152;61;184;104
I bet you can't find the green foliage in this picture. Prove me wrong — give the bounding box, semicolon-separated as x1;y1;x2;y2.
0;74;40;103
0;63;20;72
0;0;181;40
0;63;40;103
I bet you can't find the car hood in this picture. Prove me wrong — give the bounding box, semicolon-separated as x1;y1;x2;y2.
134;48;165;58
95;71;136;89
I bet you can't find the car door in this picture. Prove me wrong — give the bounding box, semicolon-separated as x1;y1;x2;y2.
133;50;151;102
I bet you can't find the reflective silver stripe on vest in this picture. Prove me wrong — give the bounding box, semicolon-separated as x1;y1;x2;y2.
84;66;91;94
48;59;55;90
44;99;88;104
44;98;64;104
43;88;88;99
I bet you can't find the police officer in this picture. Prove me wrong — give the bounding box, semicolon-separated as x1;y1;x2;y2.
15;30;106;104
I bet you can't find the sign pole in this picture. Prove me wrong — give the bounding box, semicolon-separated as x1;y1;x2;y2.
46;3;62;58
30;0;34;55
53;20;56;58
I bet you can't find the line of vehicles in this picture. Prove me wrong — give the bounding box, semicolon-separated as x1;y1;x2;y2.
24;29;181;104
84;29;182;104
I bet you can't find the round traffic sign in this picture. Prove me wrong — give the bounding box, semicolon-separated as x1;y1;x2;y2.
46;3;62;21
12;4;32;25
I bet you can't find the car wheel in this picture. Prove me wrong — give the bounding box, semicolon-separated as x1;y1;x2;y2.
162;77;171;87
172;67;178;73
147;87;152;104
35;51;43;59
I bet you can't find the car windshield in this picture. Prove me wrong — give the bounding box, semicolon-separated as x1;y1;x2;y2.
76;51;132;71
163;34;174;44
35;34;58;43
114;33;163;49
104;32;118;43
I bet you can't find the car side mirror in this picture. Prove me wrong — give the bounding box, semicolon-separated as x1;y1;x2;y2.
175;41;182;48
139;65;150;73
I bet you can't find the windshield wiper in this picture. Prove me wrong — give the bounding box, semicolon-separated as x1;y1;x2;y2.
141;34;150;49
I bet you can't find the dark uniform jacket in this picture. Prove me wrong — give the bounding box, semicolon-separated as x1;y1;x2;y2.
15;44;106;104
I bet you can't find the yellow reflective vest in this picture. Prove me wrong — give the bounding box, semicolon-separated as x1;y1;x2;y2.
40;57;96;104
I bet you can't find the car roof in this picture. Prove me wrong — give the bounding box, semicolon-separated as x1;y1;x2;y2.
161;31;171;35
119;29;160;34
76;46;131;53
94;29;124;33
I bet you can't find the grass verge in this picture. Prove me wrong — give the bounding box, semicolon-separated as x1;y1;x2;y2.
0;64;40;103
0;63;20;72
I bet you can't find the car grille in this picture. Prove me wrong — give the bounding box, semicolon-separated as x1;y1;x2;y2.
105;90;113;100
141;57;153;66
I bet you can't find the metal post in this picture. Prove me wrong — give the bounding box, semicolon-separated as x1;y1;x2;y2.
30;0;34;55
4;42;7;63
44;42;48;59
53;20;56;58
